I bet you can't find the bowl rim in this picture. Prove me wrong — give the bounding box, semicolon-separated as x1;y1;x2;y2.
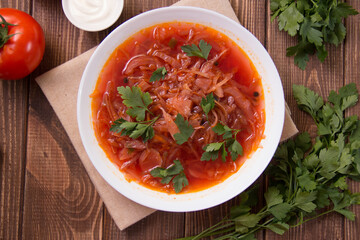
77;6;285;212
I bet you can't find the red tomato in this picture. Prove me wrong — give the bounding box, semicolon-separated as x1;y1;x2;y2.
0;8;45;80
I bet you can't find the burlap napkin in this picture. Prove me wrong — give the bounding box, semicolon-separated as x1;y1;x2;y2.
36;0;298;230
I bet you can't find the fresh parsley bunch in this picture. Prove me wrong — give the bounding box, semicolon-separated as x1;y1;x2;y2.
270;0;359;70
179;83;360;240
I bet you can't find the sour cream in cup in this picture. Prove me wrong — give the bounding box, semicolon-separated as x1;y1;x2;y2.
62;0;124;32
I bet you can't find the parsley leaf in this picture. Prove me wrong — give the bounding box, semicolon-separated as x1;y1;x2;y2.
277;2;304;36
271;0;359;69
266;222;289;235
328;83;359;111
173;114;194;145
264;187;283;208
168;38;177;48
201;122;243;162
269;203;293;220
173;172;189;194
110;116;158;142
149;67;167;82
200;93;215;116
150;160;189;193
117;86;152;121
293;84;324;119
201;142;227;161
300;17;323;46
181;40;212;60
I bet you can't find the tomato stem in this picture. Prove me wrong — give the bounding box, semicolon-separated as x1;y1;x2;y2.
0;14;17;48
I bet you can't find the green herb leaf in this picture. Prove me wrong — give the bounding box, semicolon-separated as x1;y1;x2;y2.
297;172;317;191
234;213;261;228
168;38;178;48
271;0;359;69
117;86;152;121
277;2;304;36
200;93;215;116
227;139;243;161
201;142;226;161
264;187;284;208
299;17;323;46
181;40;212;60
269;203;293;220
149;67;167;82
328;83;359;111
266;222;289;235
335;209;356;221
293;84;324;118
173;172;189;193
150;160;188;193
110;117;158;142
173;114;194;145
201;123;243;162
151;159;183;178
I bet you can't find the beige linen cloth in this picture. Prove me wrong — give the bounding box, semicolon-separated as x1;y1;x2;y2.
36;0;298;230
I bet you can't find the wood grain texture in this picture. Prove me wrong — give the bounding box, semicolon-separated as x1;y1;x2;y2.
104;211;185;240
20;0;104;238
0;1;30;239
23;85;103;239
1;0;359;239
0;79;28;240
344;1;360;240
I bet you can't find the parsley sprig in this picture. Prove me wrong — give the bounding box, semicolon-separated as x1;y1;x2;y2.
201;122;243;162
181;40;212;60
174;114;194;145
149;67;167;82
200;93;215;117
270;0;359;70
179;83;360;240
111;86;158;142
150;160;189;193
110;116;159;142
117;86;152;121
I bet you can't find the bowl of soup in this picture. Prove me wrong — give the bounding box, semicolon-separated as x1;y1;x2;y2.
77;6;285;211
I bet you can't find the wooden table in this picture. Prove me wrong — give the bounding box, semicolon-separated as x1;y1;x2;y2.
1;0;359;239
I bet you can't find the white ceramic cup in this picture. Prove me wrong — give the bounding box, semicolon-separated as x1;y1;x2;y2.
62;0;124;32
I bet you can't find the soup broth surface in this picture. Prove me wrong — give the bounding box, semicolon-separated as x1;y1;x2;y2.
91;22;265;193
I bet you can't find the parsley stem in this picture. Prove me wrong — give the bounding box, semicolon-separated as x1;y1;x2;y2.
291;209;335;228
259;217;275;227
206;225;235;239
310;0;318;8
287;161;294;199
188;219;232;240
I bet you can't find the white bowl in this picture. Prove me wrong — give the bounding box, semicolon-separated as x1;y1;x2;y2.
77;6;285;212
62;0;124;32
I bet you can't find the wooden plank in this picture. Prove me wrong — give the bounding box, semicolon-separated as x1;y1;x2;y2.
22;90;103;239
21;0;104;238
265;1;347;240
0;1;30;240
184;1;267;238
344;1;360;239
103;211;185;240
